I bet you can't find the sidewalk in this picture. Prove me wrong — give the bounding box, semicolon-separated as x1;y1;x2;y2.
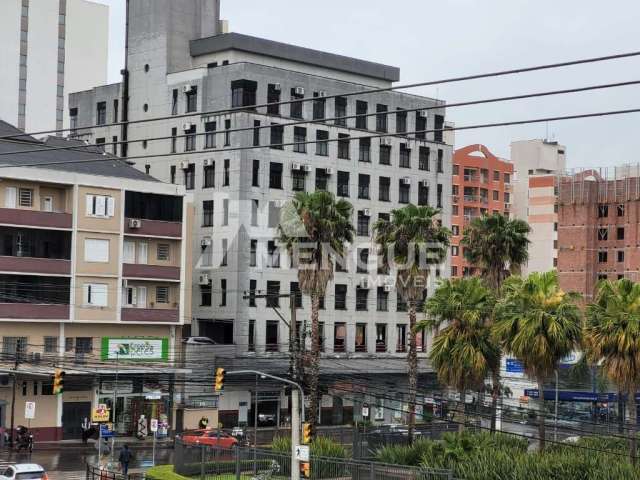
35;436;174;450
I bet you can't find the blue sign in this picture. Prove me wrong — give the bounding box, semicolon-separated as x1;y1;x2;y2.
100;424;115;438
506;358;524;373
524;389;640;403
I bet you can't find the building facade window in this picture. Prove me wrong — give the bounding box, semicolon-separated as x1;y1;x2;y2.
316;168;329;191
267;84;281;115
399;144;411;168
337;171;350;197
338;134;350;159
377;287;389;311
379;177;391;201
335;284;347;310
356;100;368;129
185;125;196;151
376;104;388;132
335;97;347;126
379;145;391;165
313;93;325;121
205;121;216;148
270;124;284;149
202;200;214;227
396;108;407;134
359;138;371;162
223;159;230;186
96;101;106;125
419;146;430;171
399;181;410;204
357;211;370;236
231;79;257;108
270;162;283;189
186;86;198;112
252;160;260;187
293;127;307;153
290;88;304;119
184;163;195;190
292;170;306;192
204;162;215;188
316;130;329;156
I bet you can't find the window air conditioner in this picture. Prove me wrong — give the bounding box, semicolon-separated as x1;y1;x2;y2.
294;87;305;96
198;274;210;285
380;138;392;146
182;85;194;93
201;238;212;247
203;159;213;167
363;208;371;217
325;167;334;175
384;284;393;292
419;180;430;187
128;218;142;229
359;278;370;289
418;110;428;117
401;177;411;185
303;165;312;172
318;91;327;97
292;162;302;170
182;122;193;131
180;161;190;170
273;83;282;92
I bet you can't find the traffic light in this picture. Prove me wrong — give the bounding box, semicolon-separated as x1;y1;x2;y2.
301;462;310;478
302;422;313;444
214;368;226;392
53;369;65;395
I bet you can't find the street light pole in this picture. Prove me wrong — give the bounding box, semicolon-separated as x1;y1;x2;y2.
111;352;119;458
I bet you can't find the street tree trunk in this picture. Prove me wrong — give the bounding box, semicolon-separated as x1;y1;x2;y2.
407;303;418;443
538;379;546;451
308;294;321;430
629;385;637;465
490;367;500;433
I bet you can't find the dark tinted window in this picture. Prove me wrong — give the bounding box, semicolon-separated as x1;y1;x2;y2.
125;191;183;222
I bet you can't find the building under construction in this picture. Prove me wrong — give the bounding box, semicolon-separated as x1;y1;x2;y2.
557;166;640;300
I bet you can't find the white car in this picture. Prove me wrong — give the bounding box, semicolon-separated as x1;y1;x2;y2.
0;464;48;480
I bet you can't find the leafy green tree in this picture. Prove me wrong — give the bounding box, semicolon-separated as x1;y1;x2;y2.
374;204;450;439
585;278;640;464
279;191;354;429
493;271;582;451
461;213;530;432
420;277;499;430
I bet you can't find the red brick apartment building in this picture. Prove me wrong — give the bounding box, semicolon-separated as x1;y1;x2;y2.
558;168;640;300
450;145;514;277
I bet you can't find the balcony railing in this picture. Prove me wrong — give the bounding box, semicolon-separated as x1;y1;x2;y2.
463;174;478;182
463;195;478;202
0;208;72;229
124;218;182;238
0;256;71;275
122;263;180;280
0;303;69;320
121;308;179;323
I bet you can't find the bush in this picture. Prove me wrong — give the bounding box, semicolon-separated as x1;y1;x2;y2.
145;465;189;480
375;432;640;480
271;435;347;479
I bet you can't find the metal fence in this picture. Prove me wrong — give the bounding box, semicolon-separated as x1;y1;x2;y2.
85;464;145;479
174;440;454;479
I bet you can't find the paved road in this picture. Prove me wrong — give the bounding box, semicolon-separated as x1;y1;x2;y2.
0;443;173;473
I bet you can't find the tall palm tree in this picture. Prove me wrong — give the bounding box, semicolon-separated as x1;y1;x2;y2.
461;213;531;433
493;271;582;451
419;278;499;430
374;204;450;439
279;191;354;430
585;278;640;464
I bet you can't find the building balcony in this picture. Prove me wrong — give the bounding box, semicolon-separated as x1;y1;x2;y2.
0;303;69;320
124;218;182;238
121;307;179;323
0;208;72;230
0;256;71;275
122;263;180;281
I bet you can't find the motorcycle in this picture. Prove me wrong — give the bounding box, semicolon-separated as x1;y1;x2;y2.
15;425;33;453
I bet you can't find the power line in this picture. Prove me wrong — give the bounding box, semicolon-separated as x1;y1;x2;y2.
3;49;639;140
2;79;638;158
3;107;640;171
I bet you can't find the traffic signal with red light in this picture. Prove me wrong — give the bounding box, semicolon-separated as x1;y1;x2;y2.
301;462;310;478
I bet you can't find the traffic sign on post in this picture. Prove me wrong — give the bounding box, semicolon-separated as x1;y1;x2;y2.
150;418;158;432
24;402;35;420
295;445;310;462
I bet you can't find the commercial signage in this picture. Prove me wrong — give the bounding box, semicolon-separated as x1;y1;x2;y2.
150;418;158;433
525;389;640;402
101;337;169;361
24;402;35;419
92;404;111;423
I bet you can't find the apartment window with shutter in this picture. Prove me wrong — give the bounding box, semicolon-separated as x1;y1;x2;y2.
84;239;109;263
156;286;169;303
84;283;108;307
205;121;216;148
86;194;115;217
157;244;170;261
44;337;58;354
335;97;347;126
419;146;430;171
356;100;368;129
379;145;391;165
316;130;329;156
18;188;33;207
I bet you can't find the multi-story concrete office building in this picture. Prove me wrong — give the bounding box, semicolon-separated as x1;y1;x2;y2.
0;120;192;440
511;139;566;275
69;0;453;425
558;166;640;300
0;0;109;133
450;144;513;278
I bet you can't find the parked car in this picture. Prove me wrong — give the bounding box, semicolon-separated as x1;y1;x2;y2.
177;429;238;448
0;464;48;480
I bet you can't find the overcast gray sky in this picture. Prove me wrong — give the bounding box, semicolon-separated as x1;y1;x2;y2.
94;0;639;168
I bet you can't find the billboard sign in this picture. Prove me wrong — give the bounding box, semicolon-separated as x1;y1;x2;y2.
101;337;169;361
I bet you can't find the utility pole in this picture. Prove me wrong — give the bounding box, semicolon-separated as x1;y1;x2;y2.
111;352;119;458
290;292;298;380
9;355;19;446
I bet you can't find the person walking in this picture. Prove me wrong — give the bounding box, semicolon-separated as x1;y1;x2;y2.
118;444;133;477
81;417;91;444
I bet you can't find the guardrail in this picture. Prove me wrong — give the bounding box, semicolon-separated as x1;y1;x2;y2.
85;464;145;479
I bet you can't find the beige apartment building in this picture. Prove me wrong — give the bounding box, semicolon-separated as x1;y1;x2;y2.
0;121;192;440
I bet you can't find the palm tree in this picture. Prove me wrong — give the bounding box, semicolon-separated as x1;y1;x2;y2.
374;204;450;439
419;278;499;430
279;191;354;430
461;213;531;433
493;271;582;451
585;278;640;464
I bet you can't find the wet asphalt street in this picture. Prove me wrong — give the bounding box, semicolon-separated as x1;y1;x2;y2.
0;443;174;472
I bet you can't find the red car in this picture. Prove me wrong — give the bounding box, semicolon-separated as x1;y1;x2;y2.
178;429;238;448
